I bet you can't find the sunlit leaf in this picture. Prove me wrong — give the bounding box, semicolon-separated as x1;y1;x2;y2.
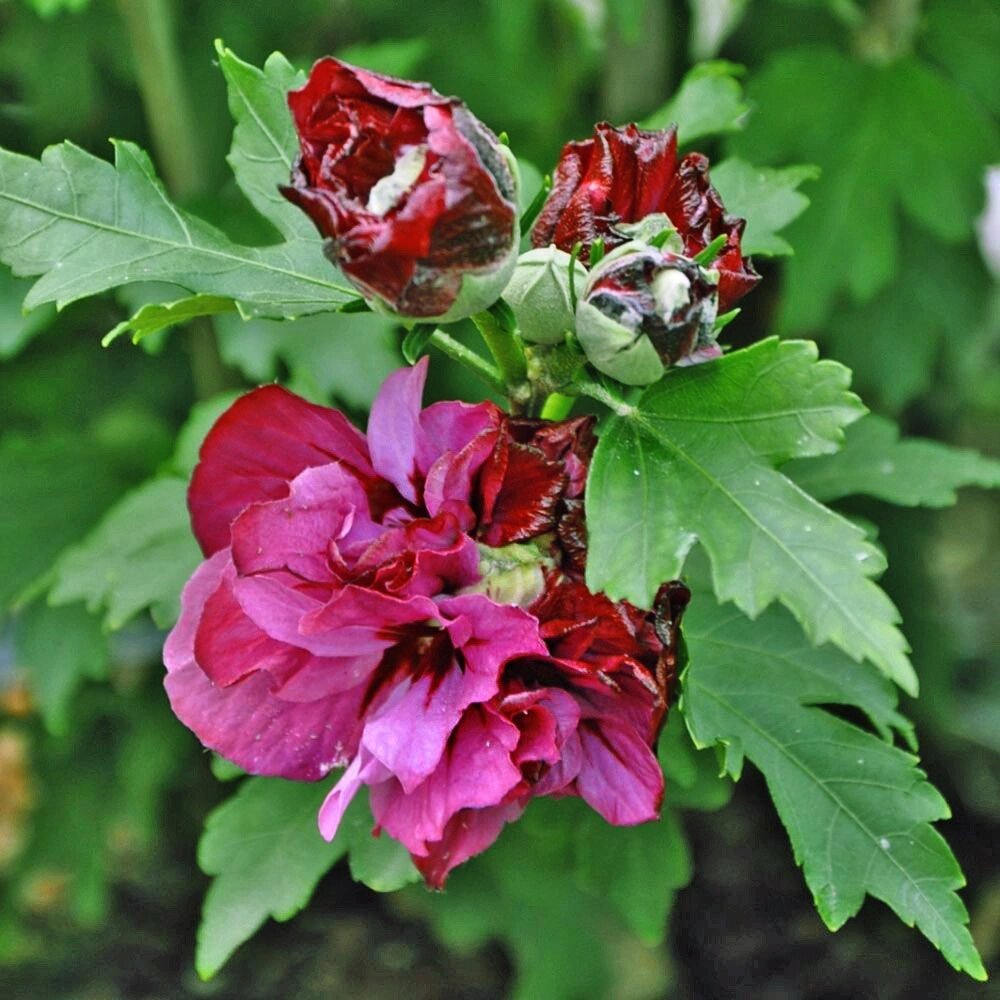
585;338;917;693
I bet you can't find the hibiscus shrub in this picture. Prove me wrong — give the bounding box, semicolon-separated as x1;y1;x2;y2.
1;19;998;997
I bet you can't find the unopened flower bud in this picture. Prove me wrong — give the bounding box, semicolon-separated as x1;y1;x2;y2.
576;246;720;385
282;58;520;322
502;246;587;345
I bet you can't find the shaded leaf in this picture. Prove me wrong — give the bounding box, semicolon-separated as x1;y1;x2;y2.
710;157;819;256
49;477;201;630
820;227;990;411
216;310;401;411
731;46;997;331
0;432;126;609
644;60;749;143
682;593;986;980
786;414;1000;507
13;601;107;736
0;268;55;359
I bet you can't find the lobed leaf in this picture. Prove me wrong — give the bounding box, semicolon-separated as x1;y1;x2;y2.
0;140;355;319
785;414;1000;507
49;477;202;630
710;157;819;256
682;592;986;980
585;338;917;693
196;778;348;980
643;60;750;143
215;42;313;241
196;777;417;979
730;46;998;332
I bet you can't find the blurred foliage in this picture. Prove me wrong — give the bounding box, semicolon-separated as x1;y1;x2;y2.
0;0;997;996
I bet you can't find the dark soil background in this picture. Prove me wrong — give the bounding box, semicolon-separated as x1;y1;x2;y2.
1;761;995;1000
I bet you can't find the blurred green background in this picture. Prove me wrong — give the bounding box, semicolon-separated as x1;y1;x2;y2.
0;0;997;996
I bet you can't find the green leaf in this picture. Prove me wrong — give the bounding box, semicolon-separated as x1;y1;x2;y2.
13;601;107;736
411;798;671;999
921;0;1000;116
215;42;313;241
0;268;55;359
730;46;998;331
0;432;127;609
659;712;734;811
643;60;750;143
103;293;237;345
585;338;917;693
49;477;202;630
196;777;349;980
820;227;990;411
710;158;819;256
216;310;401;411
341;796;420;893
0;140;355;319
572;803;691;944
682;593;986;980
786;414;1000;507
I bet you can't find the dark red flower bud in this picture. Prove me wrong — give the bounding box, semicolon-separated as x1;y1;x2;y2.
531;122;758;311
576;244;721;385
282;59;519;321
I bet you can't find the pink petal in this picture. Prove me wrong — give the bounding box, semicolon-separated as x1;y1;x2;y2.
413;801;526;889
438;594;546;697
230;463;378;582
367;358;429;503
361;668;469;792
369;705;522;853
189;385;372;556
297;586;439;656
574;719;663;825
317;748;390;841
164;554;366;780
193;559;310;688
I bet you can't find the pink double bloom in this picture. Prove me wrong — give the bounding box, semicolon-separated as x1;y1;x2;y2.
165;359;678;886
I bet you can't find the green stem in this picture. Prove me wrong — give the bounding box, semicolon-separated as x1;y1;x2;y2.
116;0;232;398
471;310;528;386
540;392;576;421
115;0;205;201
429;330;506;395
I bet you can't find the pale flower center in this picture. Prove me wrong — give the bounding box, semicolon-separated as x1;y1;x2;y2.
461;538;555;608
650;268;691;315
367;145;429;216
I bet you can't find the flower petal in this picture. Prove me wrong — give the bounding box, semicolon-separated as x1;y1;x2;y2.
189;386;372;556
369;705;522;852
574;718;663;825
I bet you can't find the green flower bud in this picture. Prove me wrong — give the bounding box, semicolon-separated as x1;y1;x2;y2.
502;246;588;345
